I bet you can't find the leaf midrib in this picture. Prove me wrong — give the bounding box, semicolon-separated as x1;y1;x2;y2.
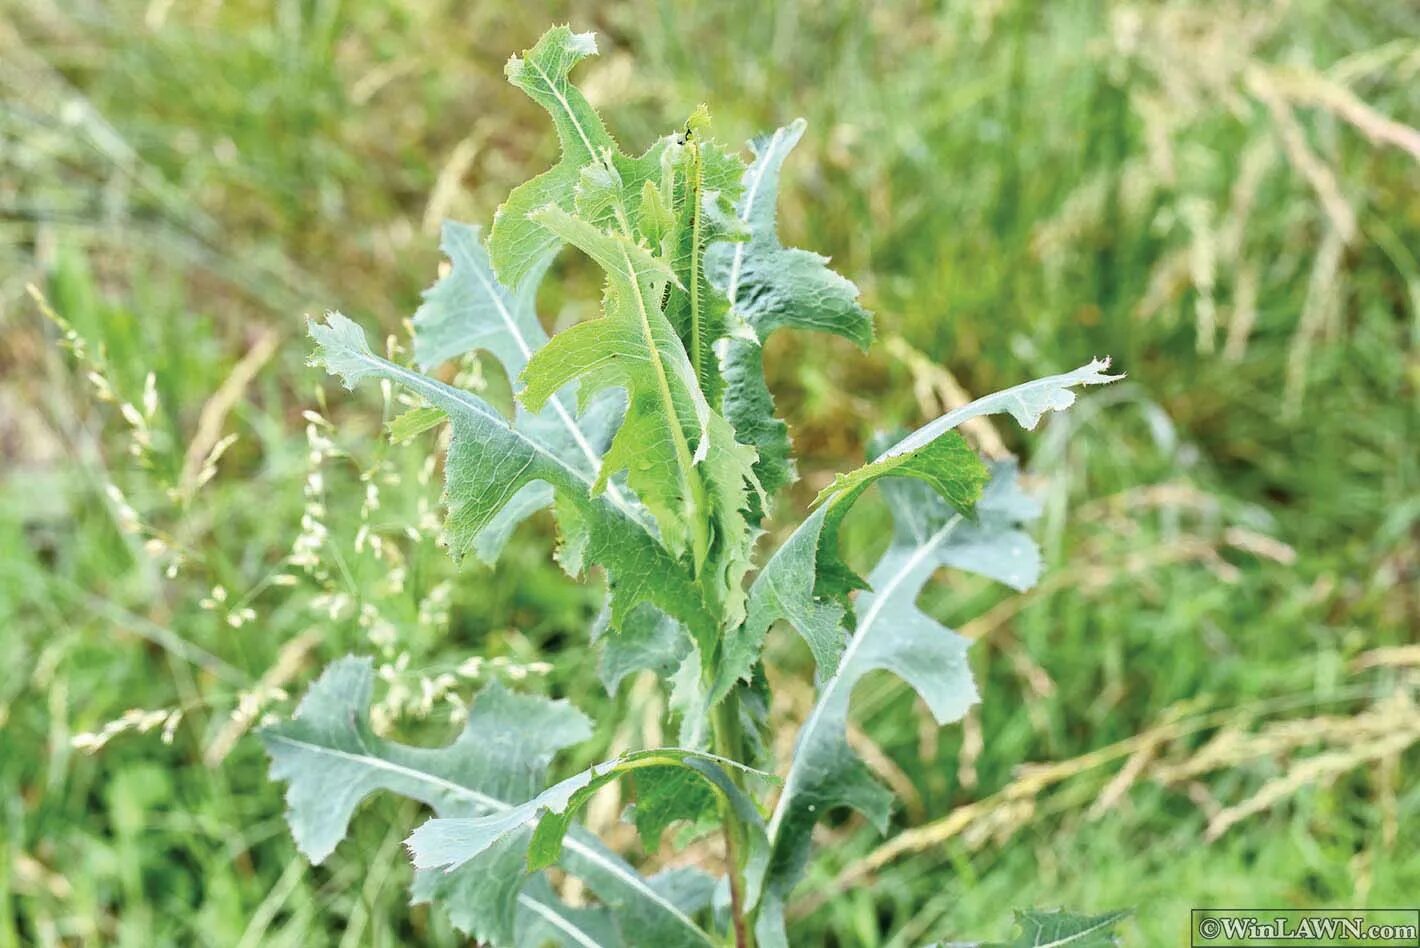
516;894;604;948
766;513;963;841
724;125;786;312
620;242;709;567
264;732;711;944
526;56;599;163
449;237;634;516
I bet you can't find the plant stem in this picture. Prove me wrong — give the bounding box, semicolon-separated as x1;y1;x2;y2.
711;690;756;948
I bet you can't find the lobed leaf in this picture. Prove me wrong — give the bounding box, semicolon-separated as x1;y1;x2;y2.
412;221;551;375
260;657;718;946
747;360;1121;945
408;747;771;884
882;358;1122;456
520;205;762;632
309;313;718;646
406;220;631;565
751;462;1041;945
728;358;1121;696
490;26;614;288
705;118;874;499
715;433;987;699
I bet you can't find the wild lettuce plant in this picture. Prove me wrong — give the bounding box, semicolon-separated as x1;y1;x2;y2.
263;26;1122;947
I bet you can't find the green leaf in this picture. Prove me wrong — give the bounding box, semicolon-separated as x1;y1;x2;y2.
884;358;1123;453
813;431;987;515
662;112;748;403
405;220;633;565
262;656;715;948
407;748;771;877
632;766;719;852
412;221;551;375
514;877;620;948
519;207;704;554
594;603;693;697
981;909;1131;947
489;26;616;288
519;206;761;631
752;463;1042;947
715;434;986;700
745;365;1125;941
712;505;843;703
705;119;874;498
261;657;591;862
880;459;1044;593
387;405;447;443
309;313;719;647
812;429;990;602
727;359;1122;699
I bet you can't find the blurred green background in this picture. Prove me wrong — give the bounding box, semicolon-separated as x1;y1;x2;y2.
2;1;1417;945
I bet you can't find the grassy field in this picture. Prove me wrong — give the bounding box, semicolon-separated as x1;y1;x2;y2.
3;1;1417;945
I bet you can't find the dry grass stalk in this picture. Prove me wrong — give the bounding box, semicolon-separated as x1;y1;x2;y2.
204;630;320;767
1246;68;1358;246
179;327;280;502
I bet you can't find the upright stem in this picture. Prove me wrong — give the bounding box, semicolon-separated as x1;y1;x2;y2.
711;689;756;948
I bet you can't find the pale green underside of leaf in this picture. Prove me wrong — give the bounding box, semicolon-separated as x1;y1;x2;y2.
749;361;1121;946
406;220;639;566
594;602;692;697
412;221;550;375
751;464;1038;947
309;313;718;647
882;358;1123;456
259;656;720;947
706;118;874;498
408;746;771;912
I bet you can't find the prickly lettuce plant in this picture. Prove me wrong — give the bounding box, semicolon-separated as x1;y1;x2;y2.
263;26;1124;947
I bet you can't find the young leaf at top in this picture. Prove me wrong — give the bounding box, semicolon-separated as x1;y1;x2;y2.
661;106;749;403
489;27;614;288
260;656;717;947
519;206;762;630
491;26;669;291
705;118;874;499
